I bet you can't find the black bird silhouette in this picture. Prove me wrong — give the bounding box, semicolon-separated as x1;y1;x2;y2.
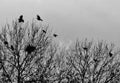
109;52;113;57
4;41;8;45
42;30;46;33
83;47;88;51
25;44;36;54
37;15;43;21
53;34;58;37
18;15;24;23
11;45;14;51
93;58;98;62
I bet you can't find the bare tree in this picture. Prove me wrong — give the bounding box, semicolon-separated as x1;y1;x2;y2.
0;17;120;83
0;18;58;83
66;39;120;83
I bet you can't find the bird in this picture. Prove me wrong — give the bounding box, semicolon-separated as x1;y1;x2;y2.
53;34;58;37
109;52;113;57
37;15;43;21
11;45;14;51
4;41;8;45
83;47;88;51
25;44;36;54
42;30;46;33
93;58;98;62
18;15;24;23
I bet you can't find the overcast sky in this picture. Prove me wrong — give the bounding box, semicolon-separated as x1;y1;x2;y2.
0;0;120;45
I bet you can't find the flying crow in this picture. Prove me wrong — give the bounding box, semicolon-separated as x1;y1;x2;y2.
53;34;58;37
37;15;43;21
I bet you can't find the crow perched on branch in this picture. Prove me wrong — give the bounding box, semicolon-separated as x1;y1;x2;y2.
93;58;98;62
11;45;14;51
25;44;36;54
37;15;43;21
42;30;46;33
4;41;8;45
83;47;88;51
18;15;24;23
53;34;58;37
109;52;113;57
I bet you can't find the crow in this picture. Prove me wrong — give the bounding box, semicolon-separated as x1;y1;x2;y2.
4;41;8;45
25;44;36;54
11;45;14;51
53;34;58;37
18;15;24;23
42;30;46;33
37;15;43;21
93;58;98;62
109;52;113;57
83;47;88;51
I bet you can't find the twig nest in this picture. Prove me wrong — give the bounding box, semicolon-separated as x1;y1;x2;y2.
25;44;36;54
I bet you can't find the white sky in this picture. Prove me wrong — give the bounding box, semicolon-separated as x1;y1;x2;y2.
0;0;120;45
